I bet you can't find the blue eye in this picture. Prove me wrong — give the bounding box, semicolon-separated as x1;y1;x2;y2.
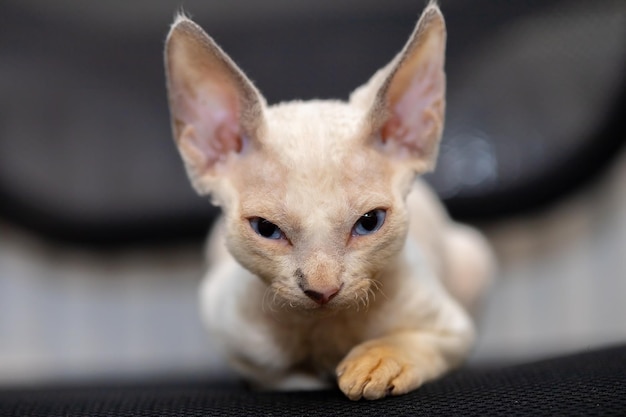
249;217;284;240
352;209;386;236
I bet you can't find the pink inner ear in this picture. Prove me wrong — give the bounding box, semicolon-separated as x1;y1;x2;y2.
175;82;243;172
383;45;445;161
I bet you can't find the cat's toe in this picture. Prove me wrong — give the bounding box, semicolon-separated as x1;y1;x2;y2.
337;350;406;400
361;361;404;400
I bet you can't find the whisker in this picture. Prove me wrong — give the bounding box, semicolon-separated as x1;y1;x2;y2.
266;286;281;314
261;287;270;314
366;284;376;303
370;278;387;300
360;289;368;310
353;292;361;312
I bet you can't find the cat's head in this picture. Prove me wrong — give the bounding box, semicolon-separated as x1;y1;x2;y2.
164;4;446;311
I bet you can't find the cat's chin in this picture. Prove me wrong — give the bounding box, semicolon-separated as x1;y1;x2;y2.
281;303;352;320
265;292;373;317
267;297;343;314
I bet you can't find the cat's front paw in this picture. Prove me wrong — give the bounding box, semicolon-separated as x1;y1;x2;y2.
336;342;424;401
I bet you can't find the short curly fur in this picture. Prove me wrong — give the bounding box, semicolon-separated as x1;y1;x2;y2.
164;2;494;401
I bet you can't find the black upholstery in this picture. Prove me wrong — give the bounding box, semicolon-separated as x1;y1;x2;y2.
1;344;624;416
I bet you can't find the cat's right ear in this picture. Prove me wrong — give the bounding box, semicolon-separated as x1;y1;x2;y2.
164;15;266;196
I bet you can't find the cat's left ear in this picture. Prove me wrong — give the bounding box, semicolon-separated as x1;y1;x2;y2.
364;3;446;174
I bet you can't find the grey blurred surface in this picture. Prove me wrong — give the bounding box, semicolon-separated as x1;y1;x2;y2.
476;150;626;361
0;232;226;384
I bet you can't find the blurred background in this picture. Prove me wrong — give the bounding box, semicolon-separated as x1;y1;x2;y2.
0;0;624;386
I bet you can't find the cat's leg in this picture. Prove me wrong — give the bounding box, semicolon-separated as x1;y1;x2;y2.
223;330;334;392
200;260;330;391
336;325;473;400
336;297;474;400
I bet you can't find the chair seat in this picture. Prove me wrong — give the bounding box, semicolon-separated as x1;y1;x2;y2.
0;344;624;416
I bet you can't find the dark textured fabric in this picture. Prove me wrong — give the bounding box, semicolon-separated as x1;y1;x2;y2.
0;345;624;416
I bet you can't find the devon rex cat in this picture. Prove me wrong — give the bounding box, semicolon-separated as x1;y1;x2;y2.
164;2;494;401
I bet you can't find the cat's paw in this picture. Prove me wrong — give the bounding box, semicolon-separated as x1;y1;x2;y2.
336;343;423;401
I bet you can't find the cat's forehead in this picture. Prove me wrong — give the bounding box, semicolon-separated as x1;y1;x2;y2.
262;100;366;164
235;100;396;224
258;100;391;200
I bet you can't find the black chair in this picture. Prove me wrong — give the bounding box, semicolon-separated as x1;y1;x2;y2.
1;345;624;416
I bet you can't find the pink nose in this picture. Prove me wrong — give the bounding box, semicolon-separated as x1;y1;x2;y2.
303;286;341;305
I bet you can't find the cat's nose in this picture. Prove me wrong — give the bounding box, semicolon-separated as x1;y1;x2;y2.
302;286;341;305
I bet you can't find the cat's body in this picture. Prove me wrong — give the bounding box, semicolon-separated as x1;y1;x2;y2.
201;178;490;393
165;3;494;400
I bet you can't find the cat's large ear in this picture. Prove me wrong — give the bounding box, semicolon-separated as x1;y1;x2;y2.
164;15;266;195
357;3;446;174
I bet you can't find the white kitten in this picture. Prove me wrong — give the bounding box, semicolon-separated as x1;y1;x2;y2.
164;2;494;400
